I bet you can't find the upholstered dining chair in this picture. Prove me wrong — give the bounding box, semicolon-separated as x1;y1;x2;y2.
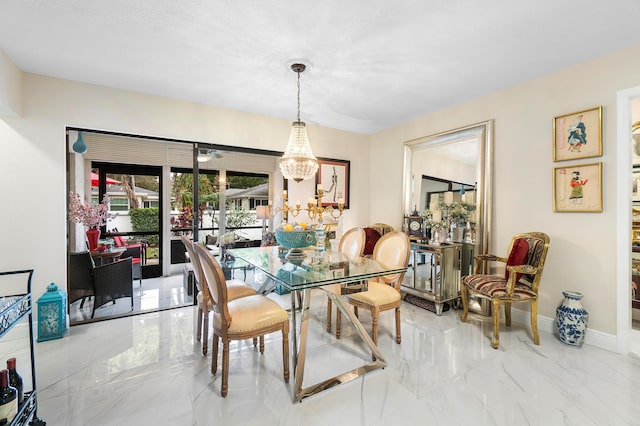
325;227;366;337
460;232;550;349
181;237;256;355
342;231;410;345
193;243;290;397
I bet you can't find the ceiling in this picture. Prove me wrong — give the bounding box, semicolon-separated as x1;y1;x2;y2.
1;1;639;134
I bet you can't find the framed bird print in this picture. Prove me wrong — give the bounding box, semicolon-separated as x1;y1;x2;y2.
553;106;602;162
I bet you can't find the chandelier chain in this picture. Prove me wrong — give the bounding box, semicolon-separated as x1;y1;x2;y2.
297;70;301;122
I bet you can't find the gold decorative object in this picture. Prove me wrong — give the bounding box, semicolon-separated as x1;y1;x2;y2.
268;186;344;261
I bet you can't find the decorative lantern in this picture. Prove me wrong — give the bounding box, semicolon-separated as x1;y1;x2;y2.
37;283;67;342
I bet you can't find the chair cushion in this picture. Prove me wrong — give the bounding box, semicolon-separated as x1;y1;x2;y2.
505;238;529;282
131;258;141;264
227;279;257;300
363;227;381;256
463;274;537;301
197;279;256;309
220;295;289;334
346;281;400;306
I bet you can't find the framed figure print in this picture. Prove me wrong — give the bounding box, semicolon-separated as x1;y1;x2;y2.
553;162;602;212
634;166;640;202
553;106;602;161
316;159;350;209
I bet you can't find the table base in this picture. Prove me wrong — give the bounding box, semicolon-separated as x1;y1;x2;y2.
290;288;387;402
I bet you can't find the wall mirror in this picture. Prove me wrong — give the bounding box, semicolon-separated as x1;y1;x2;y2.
402;120;493;258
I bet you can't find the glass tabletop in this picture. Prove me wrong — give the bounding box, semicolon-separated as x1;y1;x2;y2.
229;246;407;291
217;256;249;270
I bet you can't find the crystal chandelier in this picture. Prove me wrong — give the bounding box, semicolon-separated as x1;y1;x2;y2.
279;63;319;183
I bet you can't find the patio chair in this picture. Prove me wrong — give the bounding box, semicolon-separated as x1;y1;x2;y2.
69;251;134;318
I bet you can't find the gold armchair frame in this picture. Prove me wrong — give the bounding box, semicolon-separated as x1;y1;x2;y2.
460;232;550;349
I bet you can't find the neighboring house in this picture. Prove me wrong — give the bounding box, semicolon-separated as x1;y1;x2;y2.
92;184;160;232
225;183;269;210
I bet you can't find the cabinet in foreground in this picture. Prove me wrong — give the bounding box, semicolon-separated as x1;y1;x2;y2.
0;270;45;426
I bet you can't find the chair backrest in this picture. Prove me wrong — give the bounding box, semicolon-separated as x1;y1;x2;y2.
69;251;95;292
362;227;381;256
180;236;210;299
193;243;231;327
372;231;411;289
338;227;365;259
509;232;550;292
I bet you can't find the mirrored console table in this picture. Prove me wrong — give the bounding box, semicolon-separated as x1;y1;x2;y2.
402;242;462;315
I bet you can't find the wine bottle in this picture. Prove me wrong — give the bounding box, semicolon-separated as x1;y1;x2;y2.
0;369;17;424
6;358;22;406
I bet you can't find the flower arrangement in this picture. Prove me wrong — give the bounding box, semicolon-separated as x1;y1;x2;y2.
260;231;277;247
68;192;111;229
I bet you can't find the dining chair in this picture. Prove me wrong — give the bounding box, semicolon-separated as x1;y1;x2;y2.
342;231;410;345
324;227;365;337
193;243;289;397
181;236;256;355
460;232;550;349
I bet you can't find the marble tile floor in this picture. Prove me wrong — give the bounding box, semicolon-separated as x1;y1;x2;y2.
35;290;640;426
69;273;193;324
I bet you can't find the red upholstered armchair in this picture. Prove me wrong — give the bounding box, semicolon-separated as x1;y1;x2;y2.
460;232;550;349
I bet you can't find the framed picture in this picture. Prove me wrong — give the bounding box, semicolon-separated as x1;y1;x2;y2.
634;167;640;202
632;229;640;243
553;162;602;212
316;159;350;209
553;106;602;162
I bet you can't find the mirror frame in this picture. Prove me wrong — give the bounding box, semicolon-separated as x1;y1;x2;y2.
402;120;494;259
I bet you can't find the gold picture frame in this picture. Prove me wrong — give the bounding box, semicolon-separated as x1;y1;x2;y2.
632;229;640;243
553;162;602;212
553;106;602;162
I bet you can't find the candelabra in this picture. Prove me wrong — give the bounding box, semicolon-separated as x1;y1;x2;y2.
269;186;344;262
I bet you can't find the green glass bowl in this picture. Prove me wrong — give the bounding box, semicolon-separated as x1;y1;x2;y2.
275;230;316;249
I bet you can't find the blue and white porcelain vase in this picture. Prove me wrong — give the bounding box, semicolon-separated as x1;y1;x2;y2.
556;291;588;347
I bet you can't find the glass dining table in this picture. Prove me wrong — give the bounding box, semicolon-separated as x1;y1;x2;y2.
229;246;408;402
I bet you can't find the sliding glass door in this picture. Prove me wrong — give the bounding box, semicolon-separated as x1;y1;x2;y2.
92;162;163;279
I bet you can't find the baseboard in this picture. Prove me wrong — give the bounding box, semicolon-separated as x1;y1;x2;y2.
510;308;618;353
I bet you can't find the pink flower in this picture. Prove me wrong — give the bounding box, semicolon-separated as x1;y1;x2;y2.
68;192;112;229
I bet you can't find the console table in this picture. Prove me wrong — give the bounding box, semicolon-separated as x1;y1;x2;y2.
401;242;462;315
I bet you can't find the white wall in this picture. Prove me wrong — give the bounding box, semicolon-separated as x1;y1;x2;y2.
370;43;640;338
0;72;370;299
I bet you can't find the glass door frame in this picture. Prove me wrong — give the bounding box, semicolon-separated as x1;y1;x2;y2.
92;161;164;279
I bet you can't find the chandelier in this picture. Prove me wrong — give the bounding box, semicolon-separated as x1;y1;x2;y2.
279;63;319;183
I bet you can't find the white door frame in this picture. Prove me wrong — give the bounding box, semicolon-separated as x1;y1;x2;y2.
616;85;640;354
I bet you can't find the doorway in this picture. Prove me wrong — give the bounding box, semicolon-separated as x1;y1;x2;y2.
616;85;640;354
92;162;163;279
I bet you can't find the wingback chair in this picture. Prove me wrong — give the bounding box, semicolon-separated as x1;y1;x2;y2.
460;232;550;349
181;236;256;355
325;227;366;336
193;243;289;397
343;231;410;345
